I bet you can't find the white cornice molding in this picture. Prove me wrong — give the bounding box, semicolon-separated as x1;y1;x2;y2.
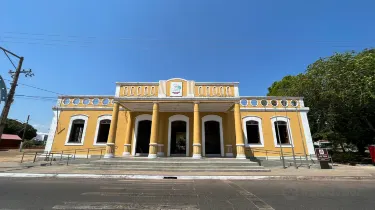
240;107;309;112
53;107;125;111
116;82;159;85
240;96;304;100
58;95;114;99
114;96;240;101
195;82;239;85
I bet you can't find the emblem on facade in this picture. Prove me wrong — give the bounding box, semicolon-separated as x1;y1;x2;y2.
170;82;182;97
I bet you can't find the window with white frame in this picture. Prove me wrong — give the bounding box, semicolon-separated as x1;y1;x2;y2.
96;119;111;143
242;116;264;147
66;115;88;145
271;117;293;146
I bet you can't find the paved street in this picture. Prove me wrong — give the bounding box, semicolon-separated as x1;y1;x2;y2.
0;178;374;209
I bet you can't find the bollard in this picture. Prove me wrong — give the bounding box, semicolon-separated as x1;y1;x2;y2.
74;149;77;160
67;155;70;166
33;152;38;163
87;148;90;159
100;149;103;159
50;153;54;165
21;152;25;163
60;151;64;161
265;150;268;160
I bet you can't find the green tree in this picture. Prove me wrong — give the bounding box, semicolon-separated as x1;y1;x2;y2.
3;119;37;140
267;49;375;153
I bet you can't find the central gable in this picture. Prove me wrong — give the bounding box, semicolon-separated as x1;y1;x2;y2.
158;78;195;97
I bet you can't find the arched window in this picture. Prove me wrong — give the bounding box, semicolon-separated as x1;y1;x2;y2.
65;115;88;145
274;121;289;144
96;120;111;143
246;121;260;144
242;116;264;147
271;116;293;147
94;115;112;145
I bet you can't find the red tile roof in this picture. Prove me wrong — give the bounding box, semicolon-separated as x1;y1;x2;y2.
1;134;22;141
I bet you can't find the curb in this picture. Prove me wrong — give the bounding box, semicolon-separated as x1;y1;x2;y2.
0;173;373;181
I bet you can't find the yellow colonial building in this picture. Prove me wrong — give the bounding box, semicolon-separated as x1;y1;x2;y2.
45;78;314;159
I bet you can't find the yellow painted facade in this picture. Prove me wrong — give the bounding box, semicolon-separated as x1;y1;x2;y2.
45;78;314;159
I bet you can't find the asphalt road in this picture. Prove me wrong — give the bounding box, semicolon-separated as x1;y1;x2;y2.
0;178;374;210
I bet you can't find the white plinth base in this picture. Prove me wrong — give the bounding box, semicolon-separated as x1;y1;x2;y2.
225;153;234;157
122;152;130;157
236;154;246;159
148;154;157;159
192;154;202;159
104;153;114;159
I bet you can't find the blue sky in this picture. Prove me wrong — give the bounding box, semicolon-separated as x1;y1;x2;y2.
1;0;374;133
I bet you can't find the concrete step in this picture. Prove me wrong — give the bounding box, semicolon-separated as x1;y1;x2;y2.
87;162;259;167
76;164;265;169
75;167;271;172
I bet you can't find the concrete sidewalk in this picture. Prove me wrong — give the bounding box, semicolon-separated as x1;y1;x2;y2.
0;161;374;180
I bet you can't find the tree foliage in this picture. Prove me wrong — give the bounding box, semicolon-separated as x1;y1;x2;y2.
267;49;375;153
3;119;37;140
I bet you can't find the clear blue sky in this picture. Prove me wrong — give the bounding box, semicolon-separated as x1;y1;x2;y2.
1;0;374;133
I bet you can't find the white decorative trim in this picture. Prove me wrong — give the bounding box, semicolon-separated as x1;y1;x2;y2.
148;154;157;158
270;116;294;148
192;154;202;159
239;96;304;100
234;84;239;97
166;78;188;82
240;107;309;112
202;115;224;157
300;112;315;155
299;99;305;107
58;95;114;99
236;154;246;159
93;115;112;146
242;116;265;147
65;115;89;146
195;82;239;85
116;96;239;101
116;82;159;85
132;114;152;156
44;110;60;152
187;81;195;97
115;84;120;97
53;107;125;111
167;115;189;157
158;80;167;97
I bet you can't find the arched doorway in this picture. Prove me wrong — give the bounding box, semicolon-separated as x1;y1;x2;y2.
168;115;189;156
132;114;152;156
202;115;224;157
170;121;187;156
135;120;151;155
204;121;221;156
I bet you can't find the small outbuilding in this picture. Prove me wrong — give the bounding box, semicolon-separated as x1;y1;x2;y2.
0;134;22;149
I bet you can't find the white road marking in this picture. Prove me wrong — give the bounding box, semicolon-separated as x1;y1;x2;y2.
82;192;199;197
53;202;199;209
223;180;274;210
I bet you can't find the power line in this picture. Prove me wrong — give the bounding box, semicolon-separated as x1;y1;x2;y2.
1;33;373;49
15;94;56;99
3;78;64;95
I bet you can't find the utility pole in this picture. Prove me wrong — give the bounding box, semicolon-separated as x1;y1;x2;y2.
0;47;33;144
19;115;30;152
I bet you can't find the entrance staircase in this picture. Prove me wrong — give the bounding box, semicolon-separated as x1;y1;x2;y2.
72;157;271;172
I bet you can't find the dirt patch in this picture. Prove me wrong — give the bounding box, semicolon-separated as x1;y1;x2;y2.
0;149;44;162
